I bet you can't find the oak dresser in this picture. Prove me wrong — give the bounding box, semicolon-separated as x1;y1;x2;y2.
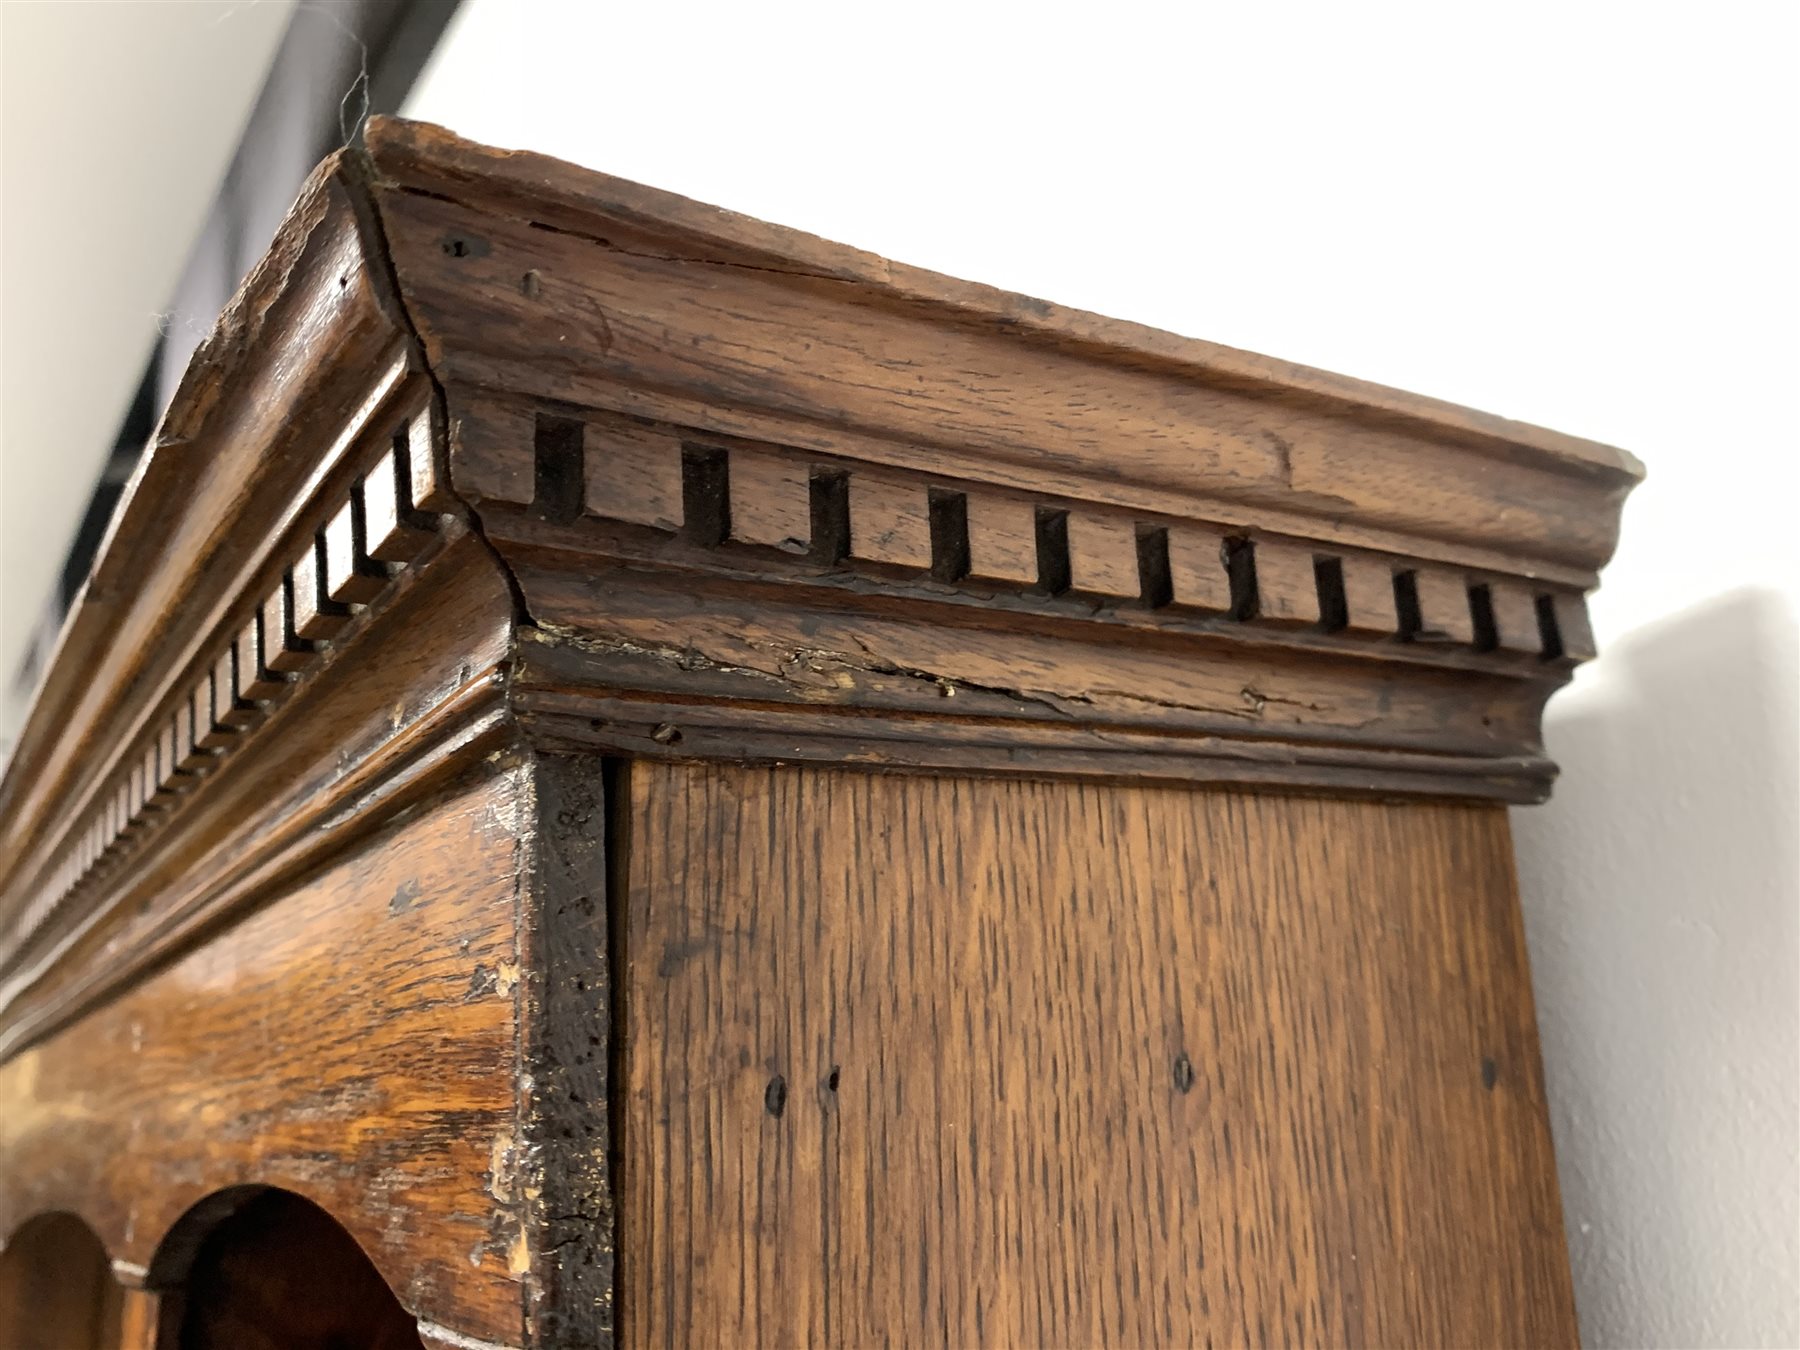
0;117;1640;1349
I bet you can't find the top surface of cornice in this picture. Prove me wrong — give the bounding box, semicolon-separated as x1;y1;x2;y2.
362;116;1644;493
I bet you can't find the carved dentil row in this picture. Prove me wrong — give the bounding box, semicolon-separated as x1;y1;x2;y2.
3;400;450;978
8;388;1604;973
472;401;1597;670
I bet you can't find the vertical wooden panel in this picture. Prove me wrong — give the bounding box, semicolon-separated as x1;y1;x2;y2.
1166;524;1231;614
1342;554;1402;638
585;421;684;530
1252;538;1322;628
0;1212;123;1350
114;1288;163;1350
963;494;1038;588
847;477;932;571
726;450;812;553
1064;512;1141;600
622;763;1575;1349
0;768;527;1343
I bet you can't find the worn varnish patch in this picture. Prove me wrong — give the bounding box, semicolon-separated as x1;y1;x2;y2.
621;762;1575;1349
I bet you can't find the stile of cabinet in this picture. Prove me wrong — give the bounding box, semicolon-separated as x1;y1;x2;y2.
0;116;1639;1350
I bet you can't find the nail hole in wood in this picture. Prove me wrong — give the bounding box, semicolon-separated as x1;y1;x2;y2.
1136;525;1173;609
825;1066;840;1093
1173;1052;1195;1094
1481;1056;1499;1091
927;489;970;583
680;445;730;547
765;1074;788;1118
1034;507;1071;595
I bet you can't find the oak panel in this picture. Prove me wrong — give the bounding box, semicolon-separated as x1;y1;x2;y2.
0;1212;124;1350
622;763;1575;1348
0;765;529;1344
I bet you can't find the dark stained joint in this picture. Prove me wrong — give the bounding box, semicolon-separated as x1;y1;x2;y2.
1469;584;1500;654
1136;526;1174;609
1535;594;1565;662
927;489;971;584
533;414;586;526
1034;507;1072;596
680;445;730;547
808;469;850;565
1394;571;1424;642
1223;537;1258;622
1313;557;1349;634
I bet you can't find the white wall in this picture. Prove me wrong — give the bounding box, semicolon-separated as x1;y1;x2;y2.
408;2;1798;1343
0;0;294;750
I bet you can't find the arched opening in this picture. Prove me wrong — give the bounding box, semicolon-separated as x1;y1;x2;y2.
161;1188;422;1350
0;1210;125;1350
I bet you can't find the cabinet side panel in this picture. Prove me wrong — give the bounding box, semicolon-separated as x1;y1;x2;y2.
623;763;1574;1348
0;764;528;1344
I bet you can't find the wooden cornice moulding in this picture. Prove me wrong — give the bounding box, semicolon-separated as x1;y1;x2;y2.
0;117;1639;1054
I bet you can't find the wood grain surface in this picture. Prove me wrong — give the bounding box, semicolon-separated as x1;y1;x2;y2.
620;762;1576;1348
366;117;1640;583
0;763;529;1345
0;1211;124;1349
0;117;1630;1347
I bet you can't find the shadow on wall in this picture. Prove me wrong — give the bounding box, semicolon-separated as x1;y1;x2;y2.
1513;586;1800;1350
